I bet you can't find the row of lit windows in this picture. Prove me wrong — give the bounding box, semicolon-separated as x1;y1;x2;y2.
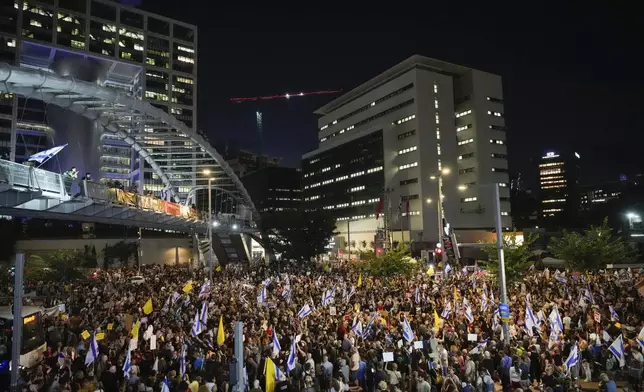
398;146;417;155
492;168;508;173
303;167;381;189
402;211;420;216
540;169;562;175
399;162;418;170
322;179;333;185
395;114;416;125
539;162;563;168
177;55;194;64
458;153;475;160
435;113;440;124
367;166;383;174
488;110;503;117
457;125;471;132
542;184;566;189
456;109;472;118
350;186;365;192
458;138;474;146
543;199;566;203
540;175;563;181
541;180;566;185
350;171;365;178
462;197;478;202
543;208;563;213
490;139;504;145
321;167;330;172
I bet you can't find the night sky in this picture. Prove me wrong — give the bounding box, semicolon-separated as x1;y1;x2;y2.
141;2;643;188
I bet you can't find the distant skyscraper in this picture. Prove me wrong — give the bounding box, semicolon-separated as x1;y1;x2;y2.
0;0;197;197
302;55;511;248
538;150;580;222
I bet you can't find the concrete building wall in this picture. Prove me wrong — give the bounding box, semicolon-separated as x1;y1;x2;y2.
15;237;193;266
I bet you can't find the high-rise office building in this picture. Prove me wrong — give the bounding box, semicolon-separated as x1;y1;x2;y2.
0;0;197;196
242;166;302;213
302;55;511;249
538;150;580;223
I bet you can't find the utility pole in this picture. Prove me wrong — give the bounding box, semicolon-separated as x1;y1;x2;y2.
233;321;245;391
11;253;24;391
493;183;510;345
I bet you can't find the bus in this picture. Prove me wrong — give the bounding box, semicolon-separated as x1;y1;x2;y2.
0;306;47;371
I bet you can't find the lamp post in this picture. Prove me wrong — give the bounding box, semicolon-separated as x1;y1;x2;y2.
203;169;214;281
430;168;451;247
626;212;640;230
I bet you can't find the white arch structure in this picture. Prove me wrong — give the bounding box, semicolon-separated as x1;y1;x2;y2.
0;63;259;223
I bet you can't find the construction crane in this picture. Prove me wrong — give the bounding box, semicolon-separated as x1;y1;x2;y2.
230;89;342;103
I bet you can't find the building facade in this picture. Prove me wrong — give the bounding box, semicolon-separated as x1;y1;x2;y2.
241;166;302;213
302;55;511;250
0;0;197;197
538;150;580;223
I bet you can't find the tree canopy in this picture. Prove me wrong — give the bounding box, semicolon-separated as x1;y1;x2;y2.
261;208;338;262
547;218;632;270
481;233;538;283
355;243;418;277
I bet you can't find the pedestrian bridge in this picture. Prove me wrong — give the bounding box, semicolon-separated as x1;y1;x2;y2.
0;158;256;235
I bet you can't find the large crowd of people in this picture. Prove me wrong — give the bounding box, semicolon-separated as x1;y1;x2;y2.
5;261;644;392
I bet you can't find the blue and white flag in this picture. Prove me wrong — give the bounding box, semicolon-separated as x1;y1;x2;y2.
608;334;626;367
257;287;266;306
85;333;99;366
583;289;595;304
184;296;191;307
549;305;564;333
415;287;421;304
363;312;378;338
191;310;203;337
322;286;336;307
444;264;452;275
548;328;560;349
272;329;281;357
565;343;579;369
402;316;415;342
481;292;488;312
298;304;312;319
27;144;68;163
602;330;612;342
525;303;537;337
609;305;619;321
287;338;297;372
122;345;132;379
161;377;170;392
162;295;171;312
441;301;452;319
199;280;211;297
345;285;356;303
352;315;363;337
464;305;474;323
179;343;187;379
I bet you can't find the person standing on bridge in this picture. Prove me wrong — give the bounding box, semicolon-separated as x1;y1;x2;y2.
62;166;78;196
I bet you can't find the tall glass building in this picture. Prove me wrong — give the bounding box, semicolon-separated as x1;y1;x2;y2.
0;0;197;197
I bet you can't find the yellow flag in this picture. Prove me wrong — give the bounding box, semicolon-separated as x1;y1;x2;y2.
217;316;225;346
96;332;105;341
107;323;113;331
143;298;153;315
183;282;193;293
264;357;277;392
433;309;441;333
357;274;362;287
215;265;222;272
453;287;461;302
132;319;140;339
81;330;90;340
426;266;435;275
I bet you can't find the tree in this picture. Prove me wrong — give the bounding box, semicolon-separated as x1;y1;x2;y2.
260;208;338;262
355;242;418;277
548;218;632;270
481;233;538;283
82;245;98;268
0;218;20;263
103;241;138;267
24;251;84;281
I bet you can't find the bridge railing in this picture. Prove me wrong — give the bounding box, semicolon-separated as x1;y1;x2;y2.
0;159;65;197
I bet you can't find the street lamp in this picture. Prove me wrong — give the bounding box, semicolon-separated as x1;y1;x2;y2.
203;169;214;280
626;212;640;229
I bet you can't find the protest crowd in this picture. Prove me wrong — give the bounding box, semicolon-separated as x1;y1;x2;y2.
4;261;644;392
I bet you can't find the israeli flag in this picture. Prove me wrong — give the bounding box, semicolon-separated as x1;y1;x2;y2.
548;328;560;349
345;285;356;303
415;287;421;305
264;278;272;287
444;264;452;274
441;301;452;319
287;338;297;372
565;343;579;369
282;288;291;304
549;306;564;333
609;305;619;321
608;334;626;367
583;289;594;304
257;287;266;305
161;377;171;392
199;302;208;328
179;343;187;379
525;303;537;337
85;333;99;366
481;292;488;312
402;316;415;342
363;312;378;338
272;329;281;357
162;295;171;311
199;280;211;297
27;144;68;163
464;305;474;323
298;304;312;319
322;286;335;307
191;311;202;337
122;345;132;379
351;316;363;337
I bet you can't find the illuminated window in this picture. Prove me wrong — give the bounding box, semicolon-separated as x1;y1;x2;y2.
350;186;365;192
71;40;84;49
350;171;365;178
6;38;16;47
539;162;563;168
501;212;509;216
490;139;504;145
462;197;478;202
134;43;143;51
437;143;441;156
433;83;438;93
435;114;440;124
492;168;508;173
177;45;194;53
456;109;472;118
321;167;330;172
395;114;416;125
177;55;194;64
351;200;366;206
457;124;471;132
176;77;194;85
434;99;439;109
458;138;474;146
543;208;563;213
30;20;42;27
320;125;328;131
398;146;417;155
121;51;132;60
336;175;348;181
146;58;156;65
458;153;474;160
540;169;562;175
399;162;418;170
487;110;503;117
367;166;383;174
542;199;566;203
459;167;475;174
402;211;420;216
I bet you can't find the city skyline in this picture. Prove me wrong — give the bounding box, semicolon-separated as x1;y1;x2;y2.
137;1;642;187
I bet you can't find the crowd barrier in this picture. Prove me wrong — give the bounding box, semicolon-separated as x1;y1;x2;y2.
83;181;200;220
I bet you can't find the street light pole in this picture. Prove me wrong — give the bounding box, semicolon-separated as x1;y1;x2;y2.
207;176;214;281
492;183;510;345
437;175;444;241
